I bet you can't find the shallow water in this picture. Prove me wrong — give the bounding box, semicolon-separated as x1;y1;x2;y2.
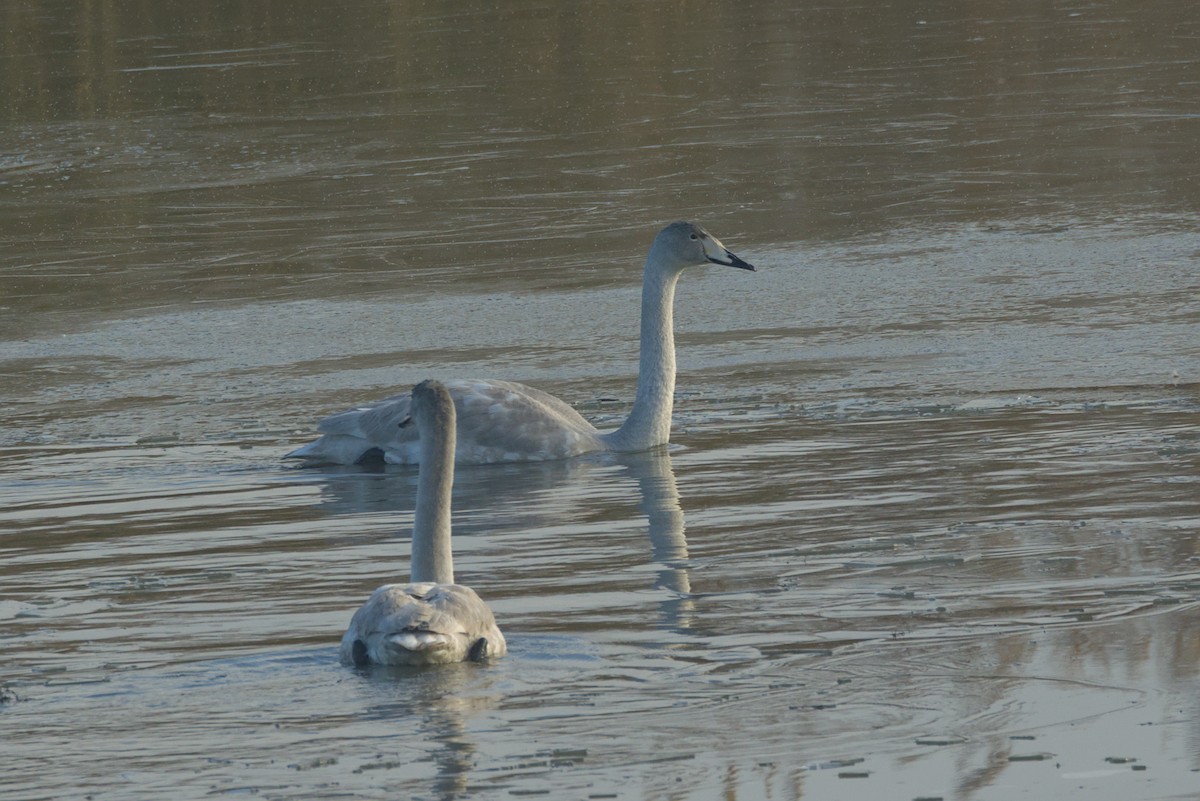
3;1;1199;800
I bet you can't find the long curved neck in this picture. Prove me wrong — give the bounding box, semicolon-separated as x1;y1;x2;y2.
607;263;680;451
410;412;455;585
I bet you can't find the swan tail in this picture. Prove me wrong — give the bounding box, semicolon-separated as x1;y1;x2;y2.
284;434;384;466
388;630;453;652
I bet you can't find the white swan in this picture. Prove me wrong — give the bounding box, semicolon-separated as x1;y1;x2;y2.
288;221;755;465
340;379;506;667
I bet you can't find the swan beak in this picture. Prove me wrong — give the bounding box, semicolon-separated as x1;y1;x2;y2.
709;249;755;271
702;234;756;271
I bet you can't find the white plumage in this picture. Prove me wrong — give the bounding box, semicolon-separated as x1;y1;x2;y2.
340;380;506;667
341;581;503;667
289;222;754;466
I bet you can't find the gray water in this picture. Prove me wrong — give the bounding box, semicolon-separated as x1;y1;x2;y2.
2;2;1199;800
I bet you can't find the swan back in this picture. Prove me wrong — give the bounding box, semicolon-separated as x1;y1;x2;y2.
340;582;505;666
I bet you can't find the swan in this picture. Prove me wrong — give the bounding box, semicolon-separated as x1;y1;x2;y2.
287;221;755;465
340;379;506;667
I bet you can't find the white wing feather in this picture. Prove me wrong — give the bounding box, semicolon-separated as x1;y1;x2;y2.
290;378;604;465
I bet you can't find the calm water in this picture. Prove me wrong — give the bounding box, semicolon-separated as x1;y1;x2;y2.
2;1;1199;800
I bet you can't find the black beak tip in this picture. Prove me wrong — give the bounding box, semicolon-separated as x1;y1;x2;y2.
728;253;756;272
708;252;755;271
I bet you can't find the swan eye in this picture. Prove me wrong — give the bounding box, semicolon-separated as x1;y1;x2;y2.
689;233;699;240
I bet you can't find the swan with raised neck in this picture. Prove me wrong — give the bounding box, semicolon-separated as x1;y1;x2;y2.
288;222;755;465
340;379;505;667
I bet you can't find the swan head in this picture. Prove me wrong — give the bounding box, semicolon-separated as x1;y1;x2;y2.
410;379;456;433
650;221;755;272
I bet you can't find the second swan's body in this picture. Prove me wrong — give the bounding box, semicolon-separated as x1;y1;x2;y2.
289;222;754;466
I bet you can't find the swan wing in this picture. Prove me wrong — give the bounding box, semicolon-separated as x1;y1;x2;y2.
284;391;416;464
446;379;601;463
316;391;412;438
290;378;602;465
317;391;420;461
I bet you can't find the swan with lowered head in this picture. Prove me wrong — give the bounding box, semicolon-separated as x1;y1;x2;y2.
288;221;755;465
340;379;505;666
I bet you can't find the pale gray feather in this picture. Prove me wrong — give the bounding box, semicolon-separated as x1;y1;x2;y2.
340;582;506;667
287;223;754;466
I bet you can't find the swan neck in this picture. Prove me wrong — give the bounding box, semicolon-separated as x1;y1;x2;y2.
609;263;679;451
410;414;455;585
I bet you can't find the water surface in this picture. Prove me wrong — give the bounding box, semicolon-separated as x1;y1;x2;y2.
2;2;1198;799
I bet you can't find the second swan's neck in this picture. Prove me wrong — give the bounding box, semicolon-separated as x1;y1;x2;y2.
605;262;680;452
410;403;456;586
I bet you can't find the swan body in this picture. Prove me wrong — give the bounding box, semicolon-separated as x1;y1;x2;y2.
289;222;754;466
340;380;505;667
341;581;504;666
298;378;604;465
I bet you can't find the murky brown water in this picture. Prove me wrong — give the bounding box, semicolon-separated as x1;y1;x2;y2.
2;1;1199;799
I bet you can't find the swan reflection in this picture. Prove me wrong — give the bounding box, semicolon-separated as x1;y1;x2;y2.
618;448;696;633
